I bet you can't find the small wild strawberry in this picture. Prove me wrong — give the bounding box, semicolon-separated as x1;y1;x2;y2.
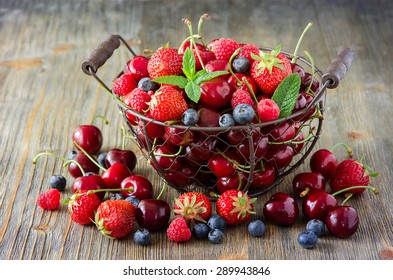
166;217;192;243
37;189;61;210
173;192;212;223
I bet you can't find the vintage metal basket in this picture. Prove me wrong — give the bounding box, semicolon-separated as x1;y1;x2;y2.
81;34;354;200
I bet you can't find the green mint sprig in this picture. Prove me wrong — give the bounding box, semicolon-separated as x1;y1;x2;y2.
271;73;301;118
153;48;228;103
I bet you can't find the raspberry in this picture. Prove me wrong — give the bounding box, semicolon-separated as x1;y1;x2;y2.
231;89;254;109
238;44;260;63
257;99;280;122
112;73;137;96
166;217;191;243
37;189;61;210
213;38;239;61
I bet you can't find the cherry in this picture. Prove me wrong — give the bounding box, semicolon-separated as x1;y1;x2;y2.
292;92;315;121
136;199;171;232
227;73;258;94
263;192;299;226
301;72;320;93
184;137;217;165
216;172;247;194
291;63;305;80
105;148;137;173
292;172;326;197
165;164;198;189
225;126;260;145
251;163;276;189
72;174;106;200
119;174;154;199
72;115;107;155
325;206;359;238
200;77;232;109
267;121;296;143
291;131;305;154
208;153;235;178
265;145;294;171
197;107;221;129
124;55;149;82
236;135;269;162
151;144;182;171
302;189;338;221
178;41;207;54
101;162;132;189
68;152;99;178
163;124;196;146
205;59;230;76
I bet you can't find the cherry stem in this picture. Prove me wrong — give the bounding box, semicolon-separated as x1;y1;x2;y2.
62;187;134;204
330;142;353;158
228;48;242;82
341;193;353;206
269;127;316;145
291;22;312;64
90;115;109;126
120;125;127;150
197;13;209;47
183;18;205;69
32;152;86;176
241;76;259;106
153;145;183;157
73;141;107;172
156;181;167;200
331;185;378;197
303;51;315;94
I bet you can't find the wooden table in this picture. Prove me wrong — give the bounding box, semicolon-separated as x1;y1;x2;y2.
0;0;392;261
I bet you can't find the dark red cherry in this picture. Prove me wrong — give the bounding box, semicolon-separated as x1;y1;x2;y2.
292;92;316;121
266;145;294;170
124;55;149;82
302;189;338;221
151;145;182;171
309;149;338;180
101;162;132;189
72;125;103;155
136;199;171;232
205;59;230;75
120;174;153;199
71;174;106;200
325;206;359;238
263;192;299;226
225;126;260;145
197;107;221;128
291;131;305;154
185;137;217;165
291;63;305;80
251;163;276;189
301;72;320;93
165;164;198;189
208;154;235;178
267;121;296;143
227;73;258;94
178;41;207;54
216;172;247;194
236;135;269;162
68;152;100;178
292;172;326;197
163;124;196;146
105;148;137;173
200;77;232;109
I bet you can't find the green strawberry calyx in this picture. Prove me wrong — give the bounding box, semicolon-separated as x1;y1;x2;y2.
229;191;257;219
174;194;207;223
251;44;286;75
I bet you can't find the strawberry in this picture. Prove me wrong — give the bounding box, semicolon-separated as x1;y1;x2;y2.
213;38;239;61
173;192;212;223
166;217;192;242
231;89;255;109
216;190;256;225
147;47;183;79
112;73;137;96
37;189;61;210
257;98;280;122
66;191;101;225
95;200;136;239
251;45;292;96
330;159;376;195
123;88;152;114
238;43;260;63
149;85;188;121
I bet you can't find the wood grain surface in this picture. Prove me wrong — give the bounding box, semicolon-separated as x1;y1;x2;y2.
0;0;392;260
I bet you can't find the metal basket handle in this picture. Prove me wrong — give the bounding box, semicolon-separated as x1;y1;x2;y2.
322;48;355;89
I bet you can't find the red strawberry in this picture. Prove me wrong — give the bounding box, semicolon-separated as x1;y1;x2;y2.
330;159;376;195
251;45;292;96
147;47;183;79
213;38;239;61
112;73;137;96
257;98;280;122
37;189;61;210
95;200;136;239
67;191;102;225
216;190;256;225
149;86;188;121
166;217;192;243
231;89;255;109
173;192;212;223
238;44;260;63
123;88;152;117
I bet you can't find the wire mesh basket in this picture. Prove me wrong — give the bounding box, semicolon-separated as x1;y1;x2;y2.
81;34;354;200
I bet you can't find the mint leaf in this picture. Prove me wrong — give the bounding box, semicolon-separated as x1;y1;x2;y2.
194;71;229;85
185;81;201;103
182;48;195;80
271;73;301;118
153;75;188;88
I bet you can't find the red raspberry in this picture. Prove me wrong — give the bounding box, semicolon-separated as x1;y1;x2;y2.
112;73;137;96
213;38;240;61
238;44;260;63
37;189;61;210
166;217;192;242
231;89;255;109
257;99;280;122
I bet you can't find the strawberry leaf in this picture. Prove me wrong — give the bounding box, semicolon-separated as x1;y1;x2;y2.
271;73;301;118
182;48;195;80
153;75;188;88
185;81;201;103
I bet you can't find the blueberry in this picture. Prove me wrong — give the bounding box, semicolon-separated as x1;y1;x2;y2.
109;192;125;200
193;223;210;239
208;229;224;244
98;152;108;168
48;175;66;192
207;214;227;232
219;114;235;127
138;77;159;92
306;219;326;237
133;228;151;246
233;103;255;124
297;230;318;249
67;150;77;160
182;108;199;126
125;195;140;207
248;220;265;237
232;57;250;73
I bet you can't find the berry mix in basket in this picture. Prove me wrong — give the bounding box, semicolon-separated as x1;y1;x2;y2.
33;15;379;248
